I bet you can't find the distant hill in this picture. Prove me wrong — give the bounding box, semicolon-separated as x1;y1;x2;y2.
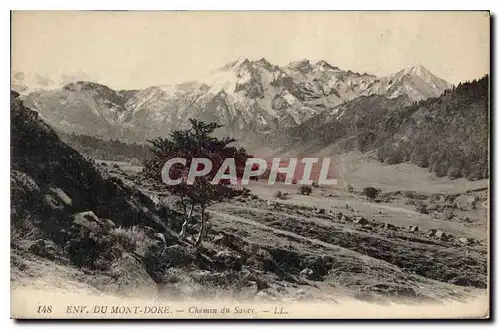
272;75;489;181
59;132;151;162
376;75;489;180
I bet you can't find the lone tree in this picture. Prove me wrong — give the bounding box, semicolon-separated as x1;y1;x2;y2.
143;119;250;247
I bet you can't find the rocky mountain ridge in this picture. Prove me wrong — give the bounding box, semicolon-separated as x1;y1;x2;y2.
19;58;453;143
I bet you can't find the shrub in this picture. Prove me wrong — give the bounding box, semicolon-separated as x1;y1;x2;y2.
311;181;319;188
109;226;152;255
362;187;379;200
298;185;312;195
274;190;289;200
346;184;354;193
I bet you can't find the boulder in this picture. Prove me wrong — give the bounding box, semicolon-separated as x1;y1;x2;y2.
48;187;72;207
353;217;369;225
426;203;440;212
435;231;448;241
73;211;109;234
314;208;326;215
453;195;478;210
153;232;167;244
299;268;314;279
28;239;58;259
214;249;243;270
458;237;475;246
340;215;351;223
383;223;397;231
43;194;65;212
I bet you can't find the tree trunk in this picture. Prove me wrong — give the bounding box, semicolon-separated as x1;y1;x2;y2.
179;204;195;239
195;208;206;247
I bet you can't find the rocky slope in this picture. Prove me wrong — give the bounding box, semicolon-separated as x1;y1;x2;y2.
20;58;452;143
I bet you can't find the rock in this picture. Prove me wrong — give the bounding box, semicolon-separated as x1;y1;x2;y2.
362;224;374;231
383;223;397;231
28;239;58;259
43;194;65;212
353;217;369;225
48;187;72;206
314;208;325;215
340;215;351;223
427;229;437;237
408;225;419;232
73;211;109;234
426;203;440;211
299;268;314;279
458;237;475;245
453;194;478;210
214;249;243;270
153;232;166;244
435;231;448;241
106;252;157;297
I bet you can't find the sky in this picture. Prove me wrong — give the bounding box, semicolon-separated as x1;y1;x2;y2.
12;11;490;90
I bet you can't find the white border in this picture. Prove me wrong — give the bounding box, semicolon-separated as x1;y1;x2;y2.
2;1;498;328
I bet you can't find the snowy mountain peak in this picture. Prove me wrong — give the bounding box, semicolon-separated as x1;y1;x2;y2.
400;64;431;77
316;60;338;71
286;59;314;72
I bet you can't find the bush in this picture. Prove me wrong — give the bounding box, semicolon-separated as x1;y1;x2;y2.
298;185;312;195
274;190;287;200
362;187;379;200
312;181;319;188
346;184;354;193
109;226;153;256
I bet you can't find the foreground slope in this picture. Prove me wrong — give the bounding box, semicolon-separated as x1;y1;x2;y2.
11;90;487;304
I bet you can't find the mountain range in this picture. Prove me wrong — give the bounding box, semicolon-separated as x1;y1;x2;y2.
17;58;453;144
